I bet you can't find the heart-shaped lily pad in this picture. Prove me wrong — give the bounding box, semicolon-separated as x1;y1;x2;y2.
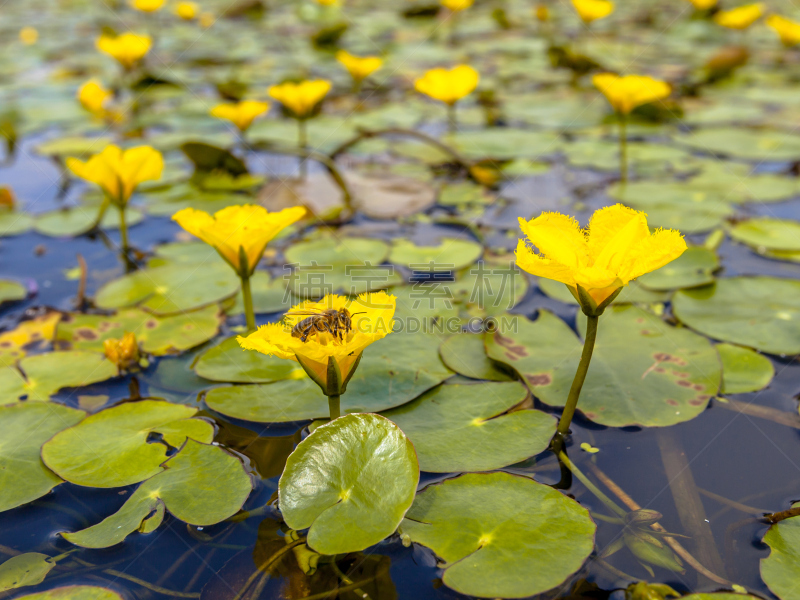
718;343;775;394
0;351;118;402
206;331;452;421
382;382;555;472
95;262;240;315
399;472;595;598
486;307;720;427
63;440;252;548
730;218;800;252
0;212;33;237
0;403;85;513
439;334;512;381
448;129;562;160
193;336;304;383
56;305;222;355
0;553;55;592
0;280;26;304
761;511;800;600
0;312;60;368
42;400;214;488
280;413;419;555
673;277;800;356
389;238;483;271
676;127;800;161
16;586;123;600
637;246;719;291
34;207;144;237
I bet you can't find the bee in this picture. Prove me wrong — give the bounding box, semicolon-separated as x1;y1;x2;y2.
287;308;365;343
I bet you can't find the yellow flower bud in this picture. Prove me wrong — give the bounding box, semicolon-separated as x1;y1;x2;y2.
96;33;152;70
175;1;199;19
713;3;764;30
268;80;332;119
104;332;141;371
78;80;113;114
131;0;165;11
336;51;383;83
210;100;270;133
571;0;614;24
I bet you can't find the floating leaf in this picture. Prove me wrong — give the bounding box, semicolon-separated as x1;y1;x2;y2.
718;343;775;394
389;238;482;271
0;351;118;402
63;440;252;548
56;305;222;355
486;308;720;427
280;414;419;555
448;129;562;160
0;212;33;237
673;277;800;355
194;336;303;383
439;182;493;207
399;472;595;598
15;586;123;600
439;334;511;381
676;127;800;161
762;512;800;600
382;382;554;472
0;553;55;592
730;218;800;252
0;311;60;367
206;332;453;422
95;262;239;315
35;207;144;237
181;141;247;175
35;136;113;158
0;280;26;303
637;247;719;291
0;403;85;512
42;400;214;488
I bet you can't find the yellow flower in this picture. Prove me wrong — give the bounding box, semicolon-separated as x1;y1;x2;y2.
766;15;800;46
316;0;339;5
66;145;163;206
714;3;764;30
199;12;215;27
516;205;686;312
336;51;383;83
175;1;199;19
131;0;165;11
414;65;480;106
171;205;306;277
268;80;332;119
571;0;614;24
210;100;270;133
441;0;473;11
685;0;717;9
535;4;551;21
78;80;113;114
104;332;141;371
19;27;39;45
238;292;396;395
592;73;671;115
96;33;152;70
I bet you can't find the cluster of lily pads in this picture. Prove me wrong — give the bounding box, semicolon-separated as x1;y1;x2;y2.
2;0;800;599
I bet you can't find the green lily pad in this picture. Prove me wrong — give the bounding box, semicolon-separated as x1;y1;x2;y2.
0;553;55;592
564;140;694;174
486;307;720;427
448;129;561;160
42;400;214;488
390;284;461;324
0;280;26;303
0;211;33;237
0;351;118;402
35;136;113;158
279;413;419;555
538;278;669;305
382;382;554;472
730;218;800;252
63;440;252;548
439;334;511;381
16;586;123;600
35;207;144;237
227;271;293;316
56;305;222;355
676;127;800;161
95;262;240;315
638;246;719;291
0;403;85;512
389;238;482;271
718;343;774;394
193;336;304;383
399;472;595;598
673;277;800;355
439;182;493;207
761;512;800;600
284;237;389;266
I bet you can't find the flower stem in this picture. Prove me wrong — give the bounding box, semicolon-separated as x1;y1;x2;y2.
557;450;627;517
619;113;628;185
557;314;599;435
447;103;457;135
240;274;256;331
117;205;134;272
298;118;308;180
328;395;341;420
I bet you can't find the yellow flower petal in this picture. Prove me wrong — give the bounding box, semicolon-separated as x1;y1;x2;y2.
414;65;479;106
686;0;717;9
620;228;688;283
210;100;270;132
175;1;198;19
767;14;800;46
96;33;152;70
714;3;764;29
592;73;671;115
131;0;165;11
518;212;587;269
515;240;576;287
336;51;383;82
67;145;163;205
588;204;650;273
441;0;473;11
78;80;112;114
571;0;614;23
268;80;331;118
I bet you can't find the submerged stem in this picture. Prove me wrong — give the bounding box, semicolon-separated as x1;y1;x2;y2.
298;118;308;180
328;395;341;420
240;274;256;332
557;451;627;518
447;103;457;135
557;314;598;435
619;113;628;185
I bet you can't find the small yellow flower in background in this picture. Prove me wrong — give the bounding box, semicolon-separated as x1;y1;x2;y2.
96;33;152;70
20;27;39;45
685;0;717;10
441;0;473;11
175;1;198;19
535;4;551;21
316;0;339;5
592;73;671;114
78;80;113;114
0;187;16;210
238;292;396;402
210;100;270;133
269;80;332;119
171;205;306;277
571;0;614;24
516;204;686;312
199;12;215;27
336;51;383;85
766;15;800;46
414;65;480;105
580;442;600;454
714;3;764;29
104;332;141;371
66;145;163;206
131;0;165;11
